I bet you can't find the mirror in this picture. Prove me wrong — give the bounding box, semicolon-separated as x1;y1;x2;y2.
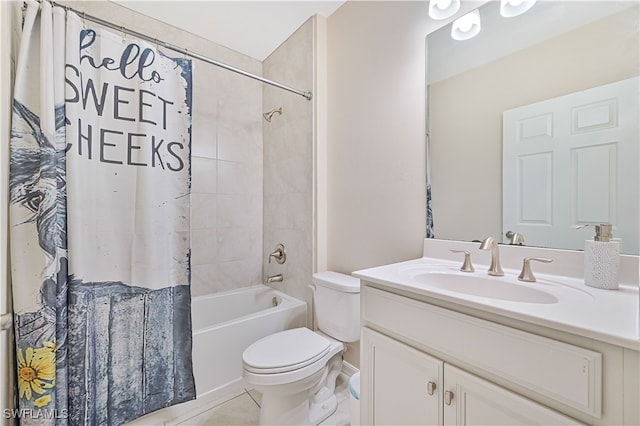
427;1;639;254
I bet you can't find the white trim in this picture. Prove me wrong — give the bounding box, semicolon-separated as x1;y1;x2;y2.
340;360;359;381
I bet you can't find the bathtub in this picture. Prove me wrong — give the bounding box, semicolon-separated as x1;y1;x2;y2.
191;284;307;397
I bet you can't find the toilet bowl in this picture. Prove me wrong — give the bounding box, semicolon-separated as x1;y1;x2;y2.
243;328;344;425
242;272;360;425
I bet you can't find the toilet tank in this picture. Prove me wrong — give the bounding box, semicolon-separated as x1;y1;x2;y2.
312;271;360;343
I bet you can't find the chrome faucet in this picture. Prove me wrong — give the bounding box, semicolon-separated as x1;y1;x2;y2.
505;230;525;245
267;274;283;284
479;237;504;276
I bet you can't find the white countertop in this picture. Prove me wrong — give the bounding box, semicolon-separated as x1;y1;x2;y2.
354;256;640;351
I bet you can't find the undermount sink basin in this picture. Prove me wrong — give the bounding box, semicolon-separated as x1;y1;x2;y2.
411;272;559;304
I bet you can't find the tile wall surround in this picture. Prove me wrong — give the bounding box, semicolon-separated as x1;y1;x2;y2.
263;18;315;317
60;1;265;297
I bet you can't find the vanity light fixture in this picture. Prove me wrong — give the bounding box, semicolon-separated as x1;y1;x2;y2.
500;0;537;18
451;9;481;41
428;0;460;20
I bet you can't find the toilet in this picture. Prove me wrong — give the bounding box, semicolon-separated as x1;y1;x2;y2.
242;271;360;425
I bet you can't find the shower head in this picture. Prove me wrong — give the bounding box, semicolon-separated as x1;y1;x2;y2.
263;107;282;122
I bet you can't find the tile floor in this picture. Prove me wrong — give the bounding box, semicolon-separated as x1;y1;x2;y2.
178;375;352;426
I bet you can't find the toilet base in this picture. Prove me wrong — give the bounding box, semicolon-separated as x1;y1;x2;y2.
258;384;339;426
253;355;343;425
309;390;338;425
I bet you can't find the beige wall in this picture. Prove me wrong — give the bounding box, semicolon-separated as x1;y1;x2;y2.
326;2;431;274
325;1;484;274
325;1;480;368
430;7;640;242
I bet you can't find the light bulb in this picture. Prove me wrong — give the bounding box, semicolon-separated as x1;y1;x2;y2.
500;0;537;18
451;9;481;41
428;0;461;20
435;0;453;9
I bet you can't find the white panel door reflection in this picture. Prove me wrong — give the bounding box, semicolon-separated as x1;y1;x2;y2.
503;77;639;254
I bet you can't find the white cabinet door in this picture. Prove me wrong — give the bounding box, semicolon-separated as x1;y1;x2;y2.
443;364;584;426
361;327;443;426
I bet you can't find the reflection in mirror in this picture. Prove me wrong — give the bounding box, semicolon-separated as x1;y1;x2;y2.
426;1;639;254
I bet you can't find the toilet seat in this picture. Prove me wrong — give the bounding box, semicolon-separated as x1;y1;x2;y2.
242;328;344;386
243;328;331;374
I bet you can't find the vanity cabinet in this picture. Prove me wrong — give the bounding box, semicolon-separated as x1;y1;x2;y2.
362;327;581;425
360;282;638;426
361;327;443;425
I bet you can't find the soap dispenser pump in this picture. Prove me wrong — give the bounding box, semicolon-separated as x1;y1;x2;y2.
579;224;620;290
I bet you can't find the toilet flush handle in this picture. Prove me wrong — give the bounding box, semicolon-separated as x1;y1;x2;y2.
308;284;317;332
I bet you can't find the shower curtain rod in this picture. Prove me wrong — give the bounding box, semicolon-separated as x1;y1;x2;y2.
46;1;313;101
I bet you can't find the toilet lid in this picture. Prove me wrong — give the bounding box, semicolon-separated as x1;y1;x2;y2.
243;328;330;373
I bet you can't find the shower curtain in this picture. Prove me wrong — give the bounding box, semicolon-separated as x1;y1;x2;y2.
426;134;434;238
9;2;195;424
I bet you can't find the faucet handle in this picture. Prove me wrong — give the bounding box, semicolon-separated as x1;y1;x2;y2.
268;243;287;264
450;250;474;272
518;257;553;282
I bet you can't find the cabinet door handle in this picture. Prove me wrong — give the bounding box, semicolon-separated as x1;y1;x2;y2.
444;390;454;406
427;381;436;396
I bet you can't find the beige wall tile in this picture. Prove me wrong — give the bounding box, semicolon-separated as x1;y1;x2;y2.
263;18;314;322
191;194;217;230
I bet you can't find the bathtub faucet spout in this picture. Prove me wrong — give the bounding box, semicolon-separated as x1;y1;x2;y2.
267;274;283;284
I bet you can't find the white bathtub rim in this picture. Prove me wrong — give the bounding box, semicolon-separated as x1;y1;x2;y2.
192;283;284;303
192;284;307;334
